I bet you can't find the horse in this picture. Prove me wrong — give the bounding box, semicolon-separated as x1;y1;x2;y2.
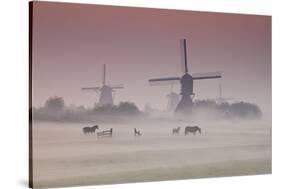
83;125;99;135
172;127;181;135
184;126;201;135
134;128;142;137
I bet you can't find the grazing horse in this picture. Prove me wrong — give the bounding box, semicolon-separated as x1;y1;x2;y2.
83;125;99;135
172;127;181;135
184;126;201;135
134;128;142;137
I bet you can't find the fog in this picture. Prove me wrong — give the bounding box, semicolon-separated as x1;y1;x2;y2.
32;118;271;188
30;3;271;188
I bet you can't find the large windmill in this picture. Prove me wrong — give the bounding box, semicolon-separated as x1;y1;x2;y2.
149;39;222;114
82;64;124;107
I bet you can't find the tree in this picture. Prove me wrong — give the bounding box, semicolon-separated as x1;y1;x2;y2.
117;102;140;115
194;99;217;109
45;96;65;112
229;102;262;119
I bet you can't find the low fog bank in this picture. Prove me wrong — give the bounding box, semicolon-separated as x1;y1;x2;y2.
32;96;266;124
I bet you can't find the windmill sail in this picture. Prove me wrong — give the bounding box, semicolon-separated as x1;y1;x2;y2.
149;77;180;86
110;84;124;89
82;87;101;91
180;39;188;74
192;72;222;80
102;64;106;86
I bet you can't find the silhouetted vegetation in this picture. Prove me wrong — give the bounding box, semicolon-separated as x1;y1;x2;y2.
227;101;262;119
193;99;262;120
45;96;65;112
33;97;142;122
93;102;140;115
33;96;262;123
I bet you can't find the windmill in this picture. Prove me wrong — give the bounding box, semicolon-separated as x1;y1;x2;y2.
214;84;234;104
166;83;180;112
82;64;124;107
149;39;222;115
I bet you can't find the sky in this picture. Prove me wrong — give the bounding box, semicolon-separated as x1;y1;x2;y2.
31;1;271;117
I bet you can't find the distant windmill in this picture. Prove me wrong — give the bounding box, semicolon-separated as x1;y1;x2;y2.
82;64;124;106
215;84;234;104
166;83;180;112
149;39;222;114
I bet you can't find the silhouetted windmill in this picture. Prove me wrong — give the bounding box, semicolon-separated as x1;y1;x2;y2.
82;64;124;106
215;84;234;104
149;39;222;114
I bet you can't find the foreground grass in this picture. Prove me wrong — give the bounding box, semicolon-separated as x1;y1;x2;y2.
34;158;271;188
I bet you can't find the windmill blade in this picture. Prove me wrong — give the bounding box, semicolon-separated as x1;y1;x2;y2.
110;84;124;89
180;39;188;73
192;72;222;80
149;77;180;86
81;87;101;91
102;64;106;86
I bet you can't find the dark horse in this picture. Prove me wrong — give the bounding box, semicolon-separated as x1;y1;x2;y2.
172;127;181;135
134;128;142;137
185;126;201;135
83;125;99;135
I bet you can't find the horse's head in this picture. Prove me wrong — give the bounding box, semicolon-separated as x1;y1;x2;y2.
96;125;99;129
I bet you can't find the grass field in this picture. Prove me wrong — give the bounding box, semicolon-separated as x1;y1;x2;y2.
31;120;271;188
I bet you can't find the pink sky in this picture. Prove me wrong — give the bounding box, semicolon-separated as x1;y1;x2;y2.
31;2;271;117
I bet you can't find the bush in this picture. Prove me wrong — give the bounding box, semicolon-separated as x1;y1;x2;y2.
45;96;65;112
93;102;140;115
229;102;262;119
192;99;262;120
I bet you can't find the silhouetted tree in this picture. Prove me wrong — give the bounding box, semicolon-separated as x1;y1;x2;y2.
194;99;217;109
193;100;262;120
117;102;140;114
94;104;114;114
93;102;140;115
229;102;262;119
45;96;65;112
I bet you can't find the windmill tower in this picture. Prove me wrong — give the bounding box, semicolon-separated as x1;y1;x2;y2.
149;39;222;115
166;84;180;112
82;64;124;107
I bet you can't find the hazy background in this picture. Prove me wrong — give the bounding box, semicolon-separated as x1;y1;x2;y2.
32;2;271;118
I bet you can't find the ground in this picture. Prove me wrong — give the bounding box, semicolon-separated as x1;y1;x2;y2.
31;120;271;188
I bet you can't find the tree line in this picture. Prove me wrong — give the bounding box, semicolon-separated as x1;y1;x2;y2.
32;96;262;122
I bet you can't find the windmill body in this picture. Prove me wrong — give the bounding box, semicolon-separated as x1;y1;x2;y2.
149;39;222;115
82;64;123;107
99;85;114;106
174;73;193;113
167;91;180;112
